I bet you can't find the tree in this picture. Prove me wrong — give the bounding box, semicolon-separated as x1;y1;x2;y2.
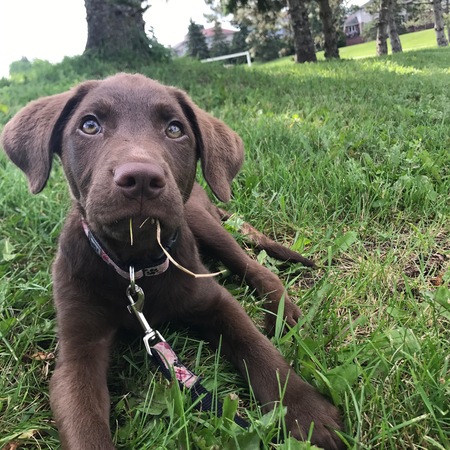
403;1;434;32
187;20;210;59
212;0;342;63
215;0;317;63
210;21;231;57
9;57;33;75
376;0;389;56
230;23;251;53
388;0;402;53
245;8;294;61
287;0;317;62
84;0;152;58
364;0;403;52
216;2;294;62
316;0;339;59
432;0;449;46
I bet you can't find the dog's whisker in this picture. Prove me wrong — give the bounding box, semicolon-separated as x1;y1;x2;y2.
155;220;225;279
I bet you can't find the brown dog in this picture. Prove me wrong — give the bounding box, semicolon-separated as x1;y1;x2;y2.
2;73;344;449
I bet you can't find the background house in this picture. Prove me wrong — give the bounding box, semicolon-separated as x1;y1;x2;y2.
344;5;374;45
343;0;420;46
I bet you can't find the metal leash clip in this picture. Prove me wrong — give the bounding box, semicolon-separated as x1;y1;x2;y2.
126;266;165;355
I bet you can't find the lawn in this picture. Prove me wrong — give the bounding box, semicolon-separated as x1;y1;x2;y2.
331;28;438;60
263;29;439;65
0;46;449;449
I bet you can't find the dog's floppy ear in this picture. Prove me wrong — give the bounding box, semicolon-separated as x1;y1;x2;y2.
1;82;98;194
175;91;244;202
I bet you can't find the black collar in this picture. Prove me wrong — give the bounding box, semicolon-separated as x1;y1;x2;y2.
81;218;178;280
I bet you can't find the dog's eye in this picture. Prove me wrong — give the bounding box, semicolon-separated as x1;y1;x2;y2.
165;122;183;139
80;117;101;135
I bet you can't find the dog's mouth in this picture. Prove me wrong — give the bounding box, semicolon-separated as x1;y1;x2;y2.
83;180;185;248
127;216;157;246
88;211;173;247
92;211;175;239
96;215;152;238
84;214;178;266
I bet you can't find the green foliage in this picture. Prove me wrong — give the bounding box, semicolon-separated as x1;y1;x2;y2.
83;27;172;65
232;6;293;62
404;0;435;32
222;0;285;15
145;29;173;63
187;20;210;60
230;23;251;53
210;21;231;57
308;0;346;52
9;57;33;75
1;44;450;449
209;0;345;61
361;20;378;42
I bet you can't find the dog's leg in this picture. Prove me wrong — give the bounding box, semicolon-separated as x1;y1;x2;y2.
50;297;116;450
188;283;344;450
186;198;301;334
50;333;115;449
217;207;315;268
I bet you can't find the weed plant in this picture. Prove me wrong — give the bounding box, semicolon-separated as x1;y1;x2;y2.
1;47;449;449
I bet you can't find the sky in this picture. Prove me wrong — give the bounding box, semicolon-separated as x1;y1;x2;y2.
0;0;217;78
0;0;365;79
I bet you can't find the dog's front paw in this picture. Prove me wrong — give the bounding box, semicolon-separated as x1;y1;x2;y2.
281;378;345;450
264;296;301;336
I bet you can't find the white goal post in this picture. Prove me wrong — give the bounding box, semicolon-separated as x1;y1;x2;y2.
201;51;252;67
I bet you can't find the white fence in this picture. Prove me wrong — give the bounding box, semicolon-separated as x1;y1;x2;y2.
201;51;252;67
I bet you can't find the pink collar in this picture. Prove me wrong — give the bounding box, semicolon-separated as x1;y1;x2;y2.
81;218;170;280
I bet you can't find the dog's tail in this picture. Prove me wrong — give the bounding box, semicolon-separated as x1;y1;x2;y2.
218;208;315;268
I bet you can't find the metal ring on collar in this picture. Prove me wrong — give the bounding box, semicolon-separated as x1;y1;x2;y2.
129;266;136;295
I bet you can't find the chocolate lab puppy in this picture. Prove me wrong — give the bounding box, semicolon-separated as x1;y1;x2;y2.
1;73;344;449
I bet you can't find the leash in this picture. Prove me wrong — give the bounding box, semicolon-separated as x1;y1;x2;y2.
126;266;249;429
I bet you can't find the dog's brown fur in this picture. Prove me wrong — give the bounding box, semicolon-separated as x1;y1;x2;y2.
2;73;344;449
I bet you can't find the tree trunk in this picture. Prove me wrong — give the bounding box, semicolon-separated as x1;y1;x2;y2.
286;0;317;63
388;0;402;53
84;0;151;57
317;0;339;59
432;0;449;46
376;0;389;56
447;0;450;43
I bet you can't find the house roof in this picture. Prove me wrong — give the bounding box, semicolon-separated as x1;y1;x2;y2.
344;15;360;27
202;27;236;38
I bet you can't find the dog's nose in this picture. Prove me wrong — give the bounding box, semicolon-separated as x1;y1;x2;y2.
114;162;166;199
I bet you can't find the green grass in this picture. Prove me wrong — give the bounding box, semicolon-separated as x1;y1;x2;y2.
334;29;438;60
1;46;450;449
263;29;439;64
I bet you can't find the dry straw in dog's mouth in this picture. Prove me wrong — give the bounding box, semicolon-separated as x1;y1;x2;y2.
129;217;224;279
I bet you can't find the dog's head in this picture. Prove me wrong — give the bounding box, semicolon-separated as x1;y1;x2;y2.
2;73;244;245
